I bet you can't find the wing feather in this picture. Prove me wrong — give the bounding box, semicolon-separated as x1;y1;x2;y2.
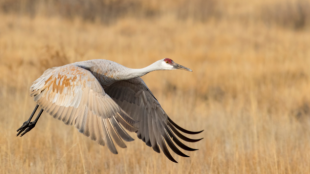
102;119;118;154
94;115;105;146
63;107;75;125
105;77;203;163
164;124;198;151
88;111;96;141
55;105;64;120
168;117;204;134
30;65;137;154
153;115;177;163
168;122;203;142
107;119;127;148
147;111;156;148
109;117;134;142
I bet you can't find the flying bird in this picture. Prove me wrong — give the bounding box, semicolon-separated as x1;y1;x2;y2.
17;58;203;163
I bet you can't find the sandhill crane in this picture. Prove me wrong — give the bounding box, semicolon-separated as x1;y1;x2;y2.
17;58;203;163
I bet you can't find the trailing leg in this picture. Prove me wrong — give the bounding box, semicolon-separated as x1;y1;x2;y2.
17;105;44;137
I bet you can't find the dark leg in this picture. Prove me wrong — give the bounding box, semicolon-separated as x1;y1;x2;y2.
16;105;39;134
17;105;44;137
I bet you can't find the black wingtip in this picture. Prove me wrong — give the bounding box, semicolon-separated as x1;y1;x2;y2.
165;125;199;152
168;117;203;135
153;143;161;153
169;124;204;143
166;152;178;163
172;160;178;163
146;140;152;147
196;138;203;142
162;130;191;158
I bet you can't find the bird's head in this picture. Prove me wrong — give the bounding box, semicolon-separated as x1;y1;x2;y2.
159;58;192;72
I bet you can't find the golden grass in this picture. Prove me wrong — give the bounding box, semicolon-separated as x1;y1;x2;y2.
1;0;310;173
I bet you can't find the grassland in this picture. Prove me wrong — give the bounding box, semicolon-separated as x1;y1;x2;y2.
1;0;310;173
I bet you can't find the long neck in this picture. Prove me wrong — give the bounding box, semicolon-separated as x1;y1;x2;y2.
124;62;160;80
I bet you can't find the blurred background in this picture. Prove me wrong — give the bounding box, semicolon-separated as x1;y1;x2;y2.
1;0;310;173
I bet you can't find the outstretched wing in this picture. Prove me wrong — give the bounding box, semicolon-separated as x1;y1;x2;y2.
105;77;203;163
30;65;137;154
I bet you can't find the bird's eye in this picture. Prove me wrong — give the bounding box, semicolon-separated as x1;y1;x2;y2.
164;58;173;64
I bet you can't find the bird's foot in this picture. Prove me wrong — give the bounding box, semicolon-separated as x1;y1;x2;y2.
17;121;36;137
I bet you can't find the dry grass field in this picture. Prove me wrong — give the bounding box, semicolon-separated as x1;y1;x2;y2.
1;0;310;173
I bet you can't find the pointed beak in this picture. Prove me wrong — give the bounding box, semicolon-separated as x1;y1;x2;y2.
173;63;193;72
